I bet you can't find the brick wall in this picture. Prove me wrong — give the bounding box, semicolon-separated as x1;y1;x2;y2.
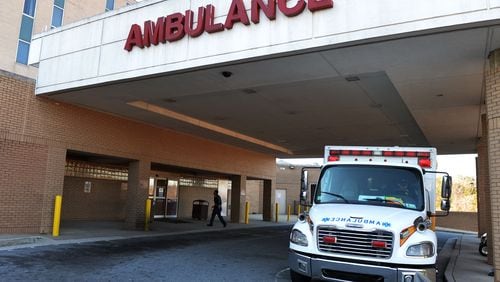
0;139;48;233
247;180;263;214
485;53;500;269
477;115;491;240
435;212;478;232
62;177;127;221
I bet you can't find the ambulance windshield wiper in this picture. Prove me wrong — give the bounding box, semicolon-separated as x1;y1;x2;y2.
320;191;349;204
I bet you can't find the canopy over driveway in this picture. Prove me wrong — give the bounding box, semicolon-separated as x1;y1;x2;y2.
28;0;500;157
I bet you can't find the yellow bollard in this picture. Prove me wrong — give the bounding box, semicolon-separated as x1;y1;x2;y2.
275;203;279;223
145;199;152;231
52;195;62;237
287;205;291;222
245;202;250;224
298;205;301;215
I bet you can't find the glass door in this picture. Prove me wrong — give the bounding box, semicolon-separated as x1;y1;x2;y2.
154;178;167;218
166;180;178;218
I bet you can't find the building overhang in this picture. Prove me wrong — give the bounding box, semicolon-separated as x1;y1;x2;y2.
28;0;500;156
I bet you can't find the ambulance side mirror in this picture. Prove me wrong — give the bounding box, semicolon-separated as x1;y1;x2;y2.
440;175;452;212
441;175;452;199
441;199;450;212
300;170;308;205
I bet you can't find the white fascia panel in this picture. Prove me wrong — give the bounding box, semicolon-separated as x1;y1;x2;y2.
37;47;100;89
99;38;189;76
34;0;500;95
40;21;103;60
28;37;42;66
188;15;273;60
490;0;500;8
269;8;313;46
314;0;488;39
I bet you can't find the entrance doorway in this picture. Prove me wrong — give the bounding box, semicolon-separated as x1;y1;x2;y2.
166;180;178;218
151;178;178;219
276;189;287;214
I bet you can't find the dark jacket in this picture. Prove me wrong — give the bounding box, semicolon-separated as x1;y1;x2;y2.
214;194;222;210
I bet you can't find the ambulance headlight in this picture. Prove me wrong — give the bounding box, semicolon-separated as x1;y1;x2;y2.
406;242;434;257
290;229;308;246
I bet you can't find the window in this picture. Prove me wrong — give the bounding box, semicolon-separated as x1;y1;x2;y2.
316;165;424;211
65;160;128;181
16;0;36;64
23;0;36;16
105;0;114;11
51;0;64;28
179;177;219;189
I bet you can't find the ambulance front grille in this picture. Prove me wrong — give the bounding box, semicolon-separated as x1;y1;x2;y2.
317;226;393;259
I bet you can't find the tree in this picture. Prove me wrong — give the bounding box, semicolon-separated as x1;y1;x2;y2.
435;175;477;212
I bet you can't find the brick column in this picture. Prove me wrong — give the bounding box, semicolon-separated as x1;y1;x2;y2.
39;146;66;234
485;49;500;270
262;179;274;221
477;115;493;263
126;160;150;229
230;175;247;223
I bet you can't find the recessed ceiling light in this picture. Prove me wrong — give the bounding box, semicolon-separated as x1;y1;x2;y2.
345;75;360;82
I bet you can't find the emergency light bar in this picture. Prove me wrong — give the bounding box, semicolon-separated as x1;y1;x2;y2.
328;149;432;168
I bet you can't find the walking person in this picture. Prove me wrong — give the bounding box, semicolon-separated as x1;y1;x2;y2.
207;190;227;227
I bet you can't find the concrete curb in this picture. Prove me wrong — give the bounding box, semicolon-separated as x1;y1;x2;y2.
436;227;477;235
444;237;460;282
0;236;47;248
0;222;294;251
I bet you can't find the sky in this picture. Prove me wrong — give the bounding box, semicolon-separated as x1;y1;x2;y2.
436;154;477;178
277;154;477;178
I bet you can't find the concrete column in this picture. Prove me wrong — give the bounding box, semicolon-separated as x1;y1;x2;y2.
126;159;150;229
39;146;67;234
230;175;247;223
485;49;500;270
262;179;275;221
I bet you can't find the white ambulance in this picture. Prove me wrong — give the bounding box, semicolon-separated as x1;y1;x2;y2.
289;146;452;282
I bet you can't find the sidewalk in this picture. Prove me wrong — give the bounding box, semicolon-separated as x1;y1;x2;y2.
443;230;493;282
0;215;296;251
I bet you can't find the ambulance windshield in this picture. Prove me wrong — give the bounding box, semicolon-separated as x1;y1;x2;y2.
315;165;424;211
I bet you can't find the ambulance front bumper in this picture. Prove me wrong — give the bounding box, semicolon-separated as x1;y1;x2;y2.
289;249;436;281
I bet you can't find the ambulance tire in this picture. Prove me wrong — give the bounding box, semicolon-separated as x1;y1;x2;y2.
290;269;311;282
